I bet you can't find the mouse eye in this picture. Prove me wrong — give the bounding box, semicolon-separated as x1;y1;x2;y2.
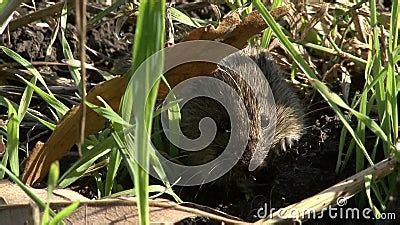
218;120;231;133
261;114;270;129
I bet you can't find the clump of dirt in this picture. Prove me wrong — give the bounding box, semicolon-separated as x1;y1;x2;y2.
1;16;130;83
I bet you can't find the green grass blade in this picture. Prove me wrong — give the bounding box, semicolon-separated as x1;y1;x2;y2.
26;112;56;130
42;161;60;225
86;97;130;126
45;21;60;60
369;0;388;156
58;137;113;188
168;7;205;28
17;76;37;122
159;77;181;157
60;1;82;93
106;185;178;199
387;0;399;142
120;1;166;224
0;48;42;126
0;97;55;130
1;97;19;176
364;174;382;218
336;95;359;173
0;46;51;93
16;74;69;116
49;201;80;225
0;1;24;33
81;97;126;195
104;147;121;196
111;129;136;182
260;0;282;48
88;0;125;28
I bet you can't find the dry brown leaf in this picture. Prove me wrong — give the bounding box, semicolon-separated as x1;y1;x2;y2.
0;180;243;224
184;6;290;49
183;12;241;42
0;180;90;204
22;76;128;185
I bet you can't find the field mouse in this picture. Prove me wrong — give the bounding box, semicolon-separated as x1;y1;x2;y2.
175;46;305;177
